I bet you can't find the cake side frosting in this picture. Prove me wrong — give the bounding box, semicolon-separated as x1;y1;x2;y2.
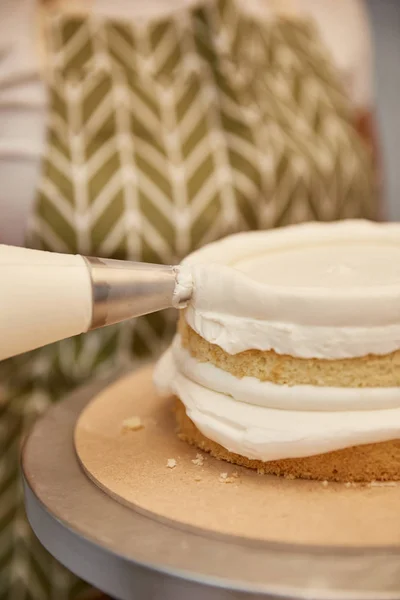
182;220;400;359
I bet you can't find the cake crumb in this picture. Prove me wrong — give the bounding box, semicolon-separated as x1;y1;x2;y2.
166;458;177;469
194;474;202;482
284;473;296;480
369;480;397;488
219;471;239;483
321;480;329;487
192;453;205;467
257;468;265;475
344;482;352;488
122;416;143;431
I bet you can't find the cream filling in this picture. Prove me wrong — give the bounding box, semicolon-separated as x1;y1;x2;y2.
182;220;400;359
185;307;400;360
171;336;400;411
154;342;400;460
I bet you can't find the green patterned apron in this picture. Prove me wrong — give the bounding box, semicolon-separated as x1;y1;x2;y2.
0;0;376;597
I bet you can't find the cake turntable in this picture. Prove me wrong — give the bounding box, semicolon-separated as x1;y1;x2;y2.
15;222;400;599
22;367;400;600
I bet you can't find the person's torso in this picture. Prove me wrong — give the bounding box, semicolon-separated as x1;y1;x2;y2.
0;0;376;246
0;0;378;392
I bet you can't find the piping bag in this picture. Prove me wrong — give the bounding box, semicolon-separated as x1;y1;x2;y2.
0;245;193;361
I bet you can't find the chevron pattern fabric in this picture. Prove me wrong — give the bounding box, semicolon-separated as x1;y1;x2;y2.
0;0;377;597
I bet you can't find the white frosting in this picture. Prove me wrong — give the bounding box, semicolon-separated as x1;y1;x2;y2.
182;220;400;358
172;265;193;309
154;346;400;461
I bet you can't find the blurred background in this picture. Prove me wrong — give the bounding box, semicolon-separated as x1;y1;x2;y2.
367;0;400;220
1;1;400;599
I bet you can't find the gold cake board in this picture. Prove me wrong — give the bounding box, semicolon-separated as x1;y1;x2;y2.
74;365;400;547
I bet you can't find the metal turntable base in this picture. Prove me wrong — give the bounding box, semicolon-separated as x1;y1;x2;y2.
22;373;400;600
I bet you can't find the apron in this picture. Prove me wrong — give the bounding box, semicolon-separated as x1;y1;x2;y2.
0;0;376;596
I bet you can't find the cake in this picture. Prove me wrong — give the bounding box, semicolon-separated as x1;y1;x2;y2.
154;220;400;482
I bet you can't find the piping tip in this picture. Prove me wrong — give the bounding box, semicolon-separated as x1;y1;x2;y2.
84;257;193;330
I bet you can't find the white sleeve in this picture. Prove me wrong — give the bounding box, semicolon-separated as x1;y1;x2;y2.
0;0;48;247
300;0;373;110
